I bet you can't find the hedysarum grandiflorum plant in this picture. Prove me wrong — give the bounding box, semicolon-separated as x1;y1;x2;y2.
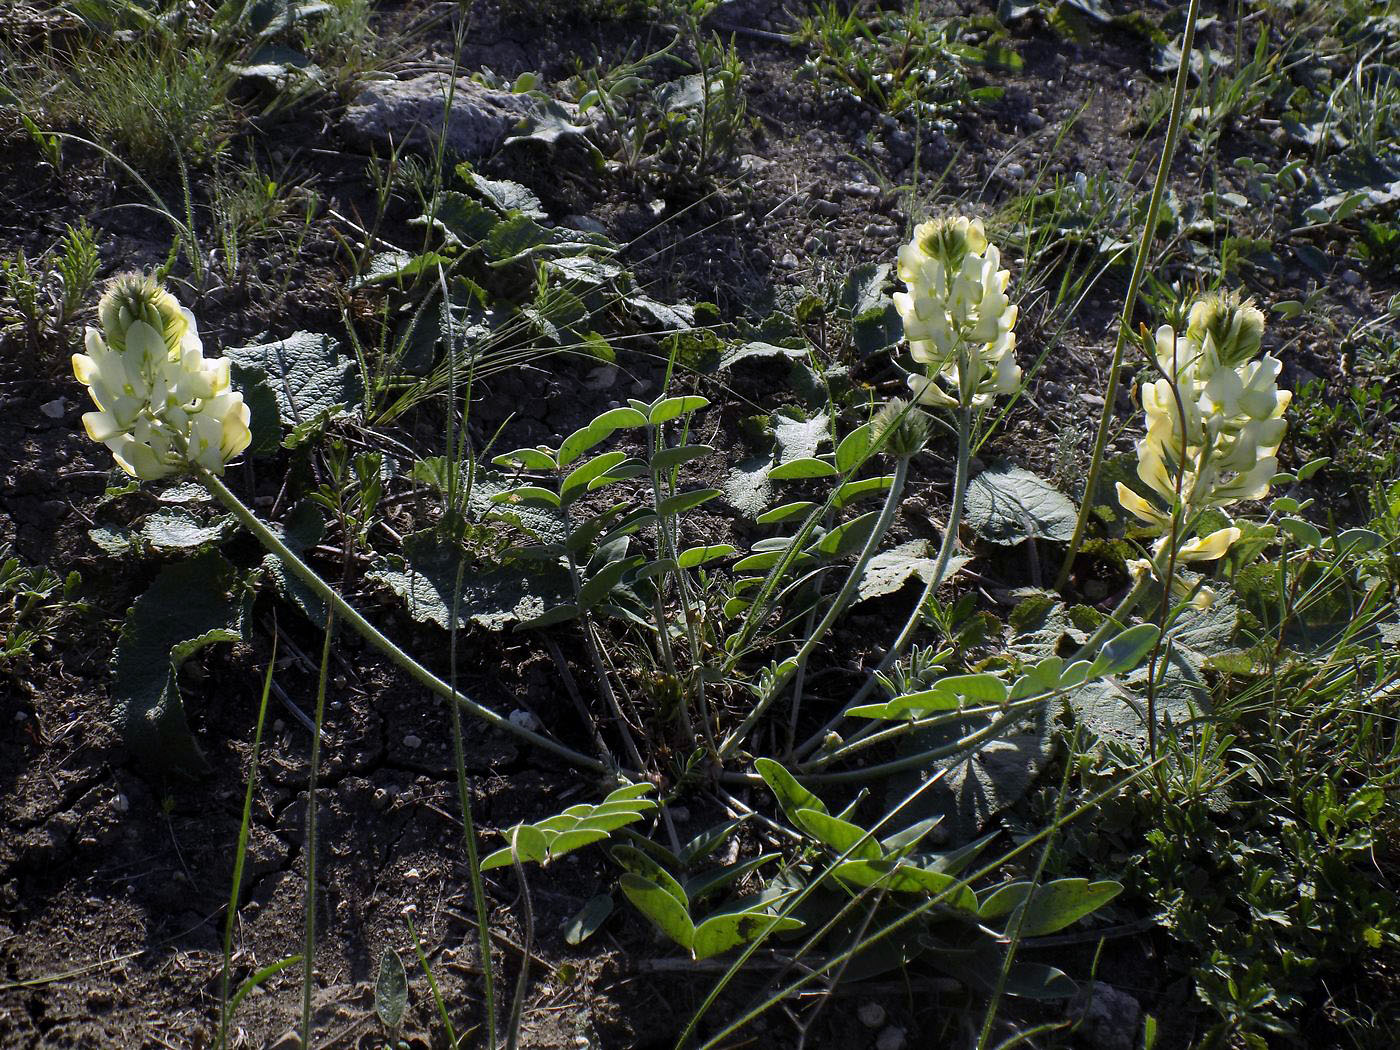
73;274;251;479
894;216;1019;408
71;274;610;776
1116;291;1291;608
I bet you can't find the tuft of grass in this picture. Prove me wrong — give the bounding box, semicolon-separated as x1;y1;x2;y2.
44;37;234;169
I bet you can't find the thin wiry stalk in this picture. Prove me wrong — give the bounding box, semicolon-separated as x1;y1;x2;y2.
1056;0;1202;589
300;611;335;1050
719;455;911;760
216;639;277;1050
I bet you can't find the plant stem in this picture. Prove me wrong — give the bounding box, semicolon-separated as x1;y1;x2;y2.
217;641;277;1050
301;611;334;1050
718;456;911;761
197;468;611;775
449;559;496;1050
796;403;973;760
1054;0;1202;591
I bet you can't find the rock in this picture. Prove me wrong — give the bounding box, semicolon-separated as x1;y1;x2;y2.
508;709;540;732
267;1028;302;1050
1071;982;1141;1050
342;74;531;158
1005;162;1026;179
403;733;423;749
40;398;67;419
563;214;609;236
857;1002;886;1029
875;1026;906;1050
1024;111;1046;130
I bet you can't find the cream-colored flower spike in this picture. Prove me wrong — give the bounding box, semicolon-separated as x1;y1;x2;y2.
73;274;251;480
894;217;1019;408
1116;290;1290;602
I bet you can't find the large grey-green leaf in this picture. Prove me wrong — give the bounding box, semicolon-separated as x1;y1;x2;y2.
463;170;546;218
965;464;1078;545
716;341;808;371
1066;594;1236;748
140;508;236;553
366;530;568;631
853;540;969;604
723;413;829;518
112;552;246;773
225;332;363;428
261;500;327;624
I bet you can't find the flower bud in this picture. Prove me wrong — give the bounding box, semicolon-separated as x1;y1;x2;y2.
873;398;930;458
1186;290;1265;370
97;273;188;356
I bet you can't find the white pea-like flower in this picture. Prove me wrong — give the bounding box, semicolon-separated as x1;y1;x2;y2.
1117;290;1290;588
894;217;1020;408
73;274;251;480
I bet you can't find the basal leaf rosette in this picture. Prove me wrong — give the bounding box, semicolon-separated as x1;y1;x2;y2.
73;275;251;480
1117;291;1289;606
894;216;1019;408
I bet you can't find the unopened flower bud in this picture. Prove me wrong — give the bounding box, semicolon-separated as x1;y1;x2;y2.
874;398;930;458
1186;290;1265;369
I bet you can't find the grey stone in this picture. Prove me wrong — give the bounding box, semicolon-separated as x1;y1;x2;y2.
1071;982;1141;1050
857;1002;886;1029
342;74;531;158
875;1026;906;1050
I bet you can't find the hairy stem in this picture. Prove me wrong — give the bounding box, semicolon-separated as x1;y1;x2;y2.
198;468;610;775
796;402;973;760
719;456;911;761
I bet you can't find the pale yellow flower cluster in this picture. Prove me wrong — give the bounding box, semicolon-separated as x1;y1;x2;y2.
893;217;1019;408
73;275;251;480
1117;291;1291;605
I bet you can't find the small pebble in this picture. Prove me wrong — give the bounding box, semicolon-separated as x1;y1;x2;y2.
508;709;540;732
1005;162;1026;179
114;793;130;813
1024;112;1046;130
40;398;67;418
403;733;423;749
779;252;800;269
404;867;421;883
858;1002;886;1029
876;1026;906;1050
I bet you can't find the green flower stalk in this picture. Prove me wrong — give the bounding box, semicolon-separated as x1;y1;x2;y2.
73;274;251;479
1116;291;1290;608
795;220;1024;761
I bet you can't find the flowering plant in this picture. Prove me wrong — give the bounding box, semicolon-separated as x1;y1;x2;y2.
73;275;251;479
1116;291;1291;606
893;216;1019;408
